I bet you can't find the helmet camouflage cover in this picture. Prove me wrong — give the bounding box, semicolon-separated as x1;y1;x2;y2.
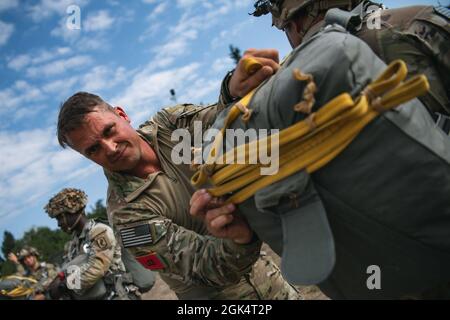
252;0;357;29
44;188;88;218
18;246;40;260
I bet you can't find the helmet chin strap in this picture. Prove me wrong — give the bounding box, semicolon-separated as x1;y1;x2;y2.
65;213;82;232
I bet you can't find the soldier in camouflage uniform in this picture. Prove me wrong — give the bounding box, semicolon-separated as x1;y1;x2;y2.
44;188;139;300
8;246;57;300
55;92;300;299
220;1;449;131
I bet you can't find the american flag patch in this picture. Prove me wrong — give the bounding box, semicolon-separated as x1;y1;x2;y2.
120;224;153;248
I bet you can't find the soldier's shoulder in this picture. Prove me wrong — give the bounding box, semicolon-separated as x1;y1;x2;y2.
41;262;56;270
157;103;210;127
89;221;113;239
380;5;448;29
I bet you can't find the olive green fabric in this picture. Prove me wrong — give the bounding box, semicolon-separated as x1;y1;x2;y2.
208;25;450;299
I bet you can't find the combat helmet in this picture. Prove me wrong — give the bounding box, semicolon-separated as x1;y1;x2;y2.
18;246;40;261
252;0;362;29
44;188;87;218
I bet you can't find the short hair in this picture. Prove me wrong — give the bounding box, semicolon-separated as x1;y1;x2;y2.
57;92;114;148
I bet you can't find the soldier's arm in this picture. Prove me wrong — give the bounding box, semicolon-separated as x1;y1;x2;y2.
74;224;116;291
153;103;224;136
113;205;261;288
14;263;26;276
8;253;27;276
34;263;58;294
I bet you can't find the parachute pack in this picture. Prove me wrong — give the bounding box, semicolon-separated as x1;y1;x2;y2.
194;25;450;299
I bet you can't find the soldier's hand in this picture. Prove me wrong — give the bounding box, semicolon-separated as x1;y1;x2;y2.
229;49;280;98
8;252;18;264
190;189;254;244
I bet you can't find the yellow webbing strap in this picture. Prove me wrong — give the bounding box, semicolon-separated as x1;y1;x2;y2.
0;275;37;298
191;60;429;204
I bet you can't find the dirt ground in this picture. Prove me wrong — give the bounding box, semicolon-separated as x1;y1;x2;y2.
142;243;329;300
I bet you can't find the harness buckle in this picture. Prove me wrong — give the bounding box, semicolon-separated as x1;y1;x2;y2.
434;112;450;135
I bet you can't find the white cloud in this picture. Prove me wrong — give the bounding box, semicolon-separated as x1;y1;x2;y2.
7;47;72;71
0;0;18;12
42;76;79;95
51;13;114;51
84;10;115;32
7;54;31;71
80;65;129;92
0;20;14;46
0;127;97;223
138;22;162;42
26;55;92;77
77;36;110;51
12;105;47;122
33;47;72;64
0;128;55;180
210;56;234;74
178;77;221;104
0;80;44;113
176;0;199;8
50;17;81;42
147;2;167;20
149;1;252;63
112;63;201;122
149;8;208;62
211;20;252;49
28;0;89;22
153;28;198;61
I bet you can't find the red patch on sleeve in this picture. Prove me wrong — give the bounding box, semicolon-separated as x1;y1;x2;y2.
136;253;165;270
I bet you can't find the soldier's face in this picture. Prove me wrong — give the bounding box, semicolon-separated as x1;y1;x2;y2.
56;213;78;233
24;255;36;268
66;106;144;173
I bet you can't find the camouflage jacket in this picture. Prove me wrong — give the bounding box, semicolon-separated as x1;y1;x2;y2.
219;5;450;116
355;5;449;116
63;219;126;292
105;104;299;299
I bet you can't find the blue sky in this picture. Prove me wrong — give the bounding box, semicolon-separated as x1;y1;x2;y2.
0;0;442;255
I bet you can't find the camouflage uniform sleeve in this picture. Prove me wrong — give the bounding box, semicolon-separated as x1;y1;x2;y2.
115;206;262;288
34;264;58;293
75;224;116;290
152;103;226;136
217;70;239;111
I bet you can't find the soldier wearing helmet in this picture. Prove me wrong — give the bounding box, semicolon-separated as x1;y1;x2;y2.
44;188;140;300
8;246;57;300
221;1;449;132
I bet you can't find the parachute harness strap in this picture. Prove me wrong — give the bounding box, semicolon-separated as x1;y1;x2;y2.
1;275;37;298
191;59;429;205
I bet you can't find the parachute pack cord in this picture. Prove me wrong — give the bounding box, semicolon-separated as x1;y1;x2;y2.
191;59;430;204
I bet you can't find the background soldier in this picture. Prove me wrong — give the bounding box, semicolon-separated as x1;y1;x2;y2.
8;246;57;300
221;0;449;132
44;188;140;300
